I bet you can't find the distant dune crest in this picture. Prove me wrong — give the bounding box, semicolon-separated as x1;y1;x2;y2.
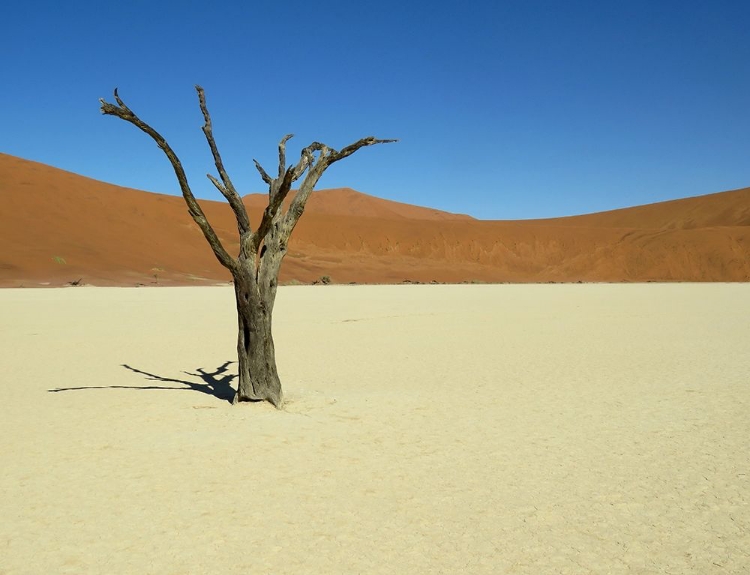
243;188;475;222
1;153;748;286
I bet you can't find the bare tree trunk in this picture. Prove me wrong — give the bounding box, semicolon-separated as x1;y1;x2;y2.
100;86;395;407
233;267;281;406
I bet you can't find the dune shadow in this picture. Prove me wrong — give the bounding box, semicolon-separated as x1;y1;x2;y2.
48;361;237;404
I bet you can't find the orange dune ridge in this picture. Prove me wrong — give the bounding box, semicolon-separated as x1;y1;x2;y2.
1;152;748;287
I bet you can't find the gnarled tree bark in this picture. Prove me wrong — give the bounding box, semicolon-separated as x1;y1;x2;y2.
100;86;395;407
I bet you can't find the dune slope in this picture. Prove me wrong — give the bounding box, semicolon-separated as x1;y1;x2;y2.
1;153;748;286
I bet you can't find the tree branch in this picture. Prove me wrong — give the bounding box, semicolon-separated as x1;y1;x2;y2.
207;173;228;195
331;137;398;164
254;166;295;248
100;89;237;272
196;85;251;235
281;137;397;236
253;159;273;185
252;137;320;248
278;134;294;179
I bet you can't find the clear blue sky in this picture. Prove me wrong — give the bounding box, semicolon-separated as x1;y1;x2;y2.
2;0;749;219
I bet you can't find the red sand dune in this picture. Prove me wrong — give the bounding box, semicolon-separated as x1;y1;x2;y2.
1;153;748;286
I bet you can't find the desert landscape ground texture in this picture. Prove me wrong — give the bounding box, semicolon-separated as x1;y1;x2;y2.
2;153;749;286
1;284;748;574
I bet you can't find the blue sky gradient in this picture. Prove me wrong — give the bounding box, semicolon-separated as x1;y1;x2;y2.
2;0;749;219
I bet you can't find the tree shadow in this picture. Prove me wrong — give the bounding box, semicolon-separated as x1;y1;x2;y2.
48;361;237;404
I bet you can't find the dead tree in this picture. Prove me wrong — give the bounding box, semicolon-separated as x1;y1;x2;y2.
100;86;395;407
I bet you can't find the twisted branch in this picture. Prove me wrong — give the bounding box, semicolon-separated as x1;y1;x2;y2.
99;89;237;272
196;85;250;235
101;86;397;273
282;137;397;235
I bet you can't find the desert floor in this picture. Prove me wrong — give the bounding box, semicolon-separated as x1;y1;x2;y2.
1;284;748;574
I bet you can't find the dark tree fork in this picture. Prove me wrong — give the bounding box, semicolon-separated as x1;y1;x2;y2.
100;86;396;407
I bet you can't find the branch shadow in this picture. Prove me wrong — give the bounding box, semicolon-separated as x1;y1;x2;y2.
48;361;237;404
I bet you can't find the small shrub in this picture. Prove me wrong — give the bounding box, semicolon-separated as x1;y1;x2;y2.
320;275;331;285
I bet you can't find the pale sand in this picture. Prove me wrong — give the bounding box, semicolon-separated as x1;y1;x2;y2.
1;284;748;574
